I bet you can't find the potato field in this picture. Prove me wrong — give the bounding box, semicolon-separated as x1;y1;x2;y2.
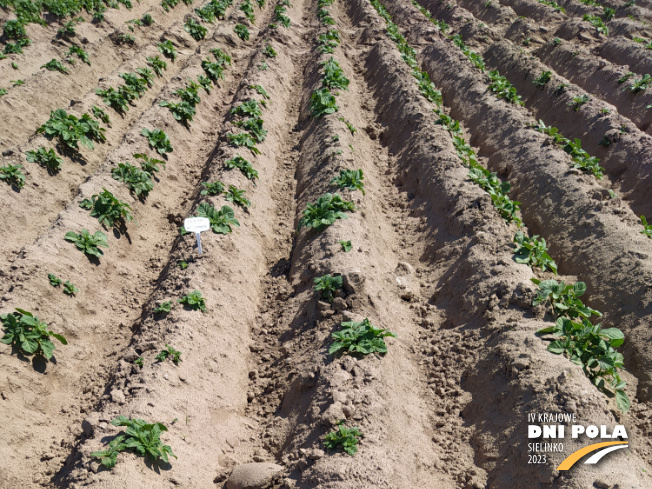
1;0;652;487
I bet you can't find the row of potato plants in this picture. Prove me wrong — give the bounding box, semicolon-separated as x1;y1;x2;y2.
380;0;630;412
91;4;291;470
297;0;391;457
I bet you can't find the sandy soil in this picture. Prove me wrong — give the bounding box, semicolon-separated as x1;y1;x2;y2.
1;0;651;487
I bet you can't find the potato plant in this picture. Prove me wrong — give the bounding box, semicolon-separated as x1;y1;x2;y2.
314;274;342;303
91;416;176;468
340;240;352;252
331;169;364;195
79;188;134;229
201;180;225;196
298;193;354;231
513;232;557;274
156;344;182;363
196;203;239;234
225;185;250;209
184;18;207;40
1;308;67;360
0;164;26;188
224;155;258;182
158;40;177;61
26;147;63;174
310;88;338;118
134;153;165;174
323;421;362;456
146;56;167;77
111;162;154;198
178;290;207;311
37;109;106;152
64;229;109;257
141;128;173;155
234;23;249;40
329;318;396;356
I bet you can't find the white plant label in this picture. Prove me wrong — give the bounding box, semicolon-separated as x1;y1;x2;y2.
184;217;210;255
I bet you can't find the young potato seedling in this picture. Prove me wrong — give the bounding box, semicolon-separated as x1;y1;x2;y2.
141;128;173;155
310;88;338;118
331;169;364;195
111;162;154;198
314;274;342;302
147;56;167;77
134;153;165;174
65;229;109;257
63;281;78;296
91;416;176;468
1;308;67;360
80;188;134;229
196;203;239;234
158;40;177;60
340;240;352;252
323;421;362;456
201;180;225;196
184;18;207;40
234;23;249;40
640;216;652;238
298;193;354;231
155;344;182;363
48;273;63;287
513;232;557;274
225;185;250;209
154;300;173;317
330;318;397;356
178;290;207;311
0;164;25;188
224;156;258;183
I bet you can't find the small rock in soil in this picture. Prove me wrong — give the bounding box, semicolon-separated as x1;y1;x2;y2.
226;462;284;489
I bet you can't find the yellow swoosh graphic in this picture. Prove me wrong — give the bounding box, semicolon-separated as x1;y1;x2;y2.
557;441;628;470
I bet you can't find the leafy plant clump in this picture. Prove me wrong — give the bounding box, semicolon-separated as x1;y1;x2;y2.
310;87;338;118
323;421;363;456
184;17;207;40
79;188;134;229
513;232;557;274
262;43;276;57
569;94;590;111
340;240;352;252
234;23;249;41
26;147;63;174
627;74;652;94
537;316;629;412
196;202;239;234
154;300;172;317
48;273;63;287
640;216;652;238
201;180;224;195
65;229;109;257
63;281;78;296
487;70;524;105
141;128;173;155
134;153;165;174
314;274;343;302
68;45;90;65
298;193;354;231
227;132;261;155
159;100;196;125
178;290;207;311
1;308;67;360
225;185;250;209
158;40;177;60
91;416;176;468
532;279;600;320
468;165;522;226
91;106;110;125
583;14;608;36
37;109;106;152
224;155;258;182
111;162;154;198
155;344;182;363
321;57;349;91
231;99;262;118
147;55;168;76
331;169;364;195
533;70;551;87
0;164;26;188
329;318;397;356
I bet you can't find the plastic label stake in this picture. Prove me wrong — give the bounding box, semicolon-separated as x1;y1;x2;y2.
184;217;210;255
